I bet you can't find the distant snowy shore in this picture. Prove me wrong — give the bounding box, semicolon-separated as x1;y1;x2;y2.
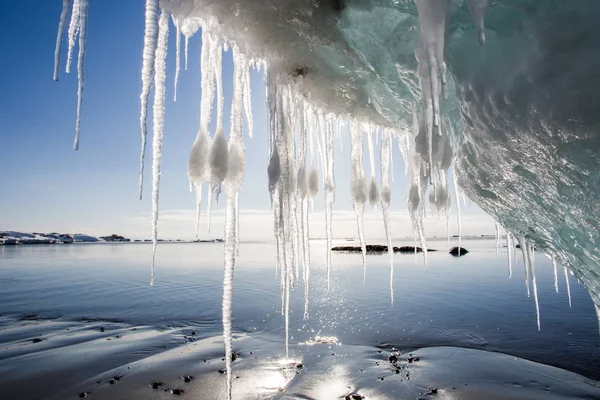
0;231;225;245
0;231;129;245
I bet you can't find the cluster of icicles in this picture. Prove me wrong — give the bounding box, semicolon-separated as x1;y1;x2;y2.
52;0;576;398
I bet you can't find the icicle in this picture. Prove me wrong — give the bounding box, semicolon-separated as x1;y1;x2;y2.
381;130;393;305
564;267;572;307
296;100;310;320
242;60;254;138
303;195;310;320
527;244;541;331
235;192;240;255
53;0;72;82
414;0;449;178
194;183;202;239
227;45;246;253
173;18;181;102
516;236;531;297
184;36;189;70
349;123;368;280
72;0;88;151
150;10;169;285
222;195;236;400
467;0;488;45
495;222;500;255
323;116;336;293
505;228;512;278
138;0;160;200
552;254;559;293
452;169;462;253
65;0;81;74
206;184;213;233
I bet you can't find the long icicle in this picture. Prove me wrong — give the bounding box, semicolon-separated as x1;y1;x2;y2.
173;17;181;102
138;0;160;200
150;10;169;285
495;222;500;255
552;254;559;293
184;36;189;70
221;46;246;399
517;236;531;297
527;244;541;330
194;183;202;239
222;194;236;400
564;267;572;307
53;0;72;82
505;228;513;278
451;168;462;253
65;0;81;74
381;130;393;305
72;0;88;151
349;122;367;280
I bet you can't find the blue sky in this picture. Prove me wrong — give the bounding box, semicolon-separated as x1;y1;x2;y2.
0;0;493;240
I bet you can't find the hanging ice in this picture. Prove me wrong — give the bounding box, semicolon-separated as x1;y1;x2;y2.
552;254;559;293
70;0;89;151
150;10;169;285
505;229;512;278
349;122;368;280
565;267;572;308
138;0;160;199
173;16;181;102
380;129;394;304
53;0;72;82
65;0;81;74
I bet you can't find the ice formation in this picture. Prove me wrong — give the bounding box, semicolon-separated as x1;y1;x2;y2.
53;0;600;397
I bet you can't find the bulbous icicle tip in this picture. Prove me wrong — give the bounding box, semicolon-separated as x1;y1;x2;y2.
368;176;379;207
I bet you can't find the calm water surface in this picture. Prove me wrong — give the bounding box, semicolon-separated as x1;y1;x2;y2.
0;239;599;379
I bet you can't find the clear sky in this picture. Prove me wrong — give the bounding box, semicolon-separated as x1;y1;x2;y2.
0;0;494;241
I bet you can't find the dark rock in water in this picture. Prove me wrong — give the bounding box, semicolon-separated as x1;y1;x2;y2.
408;356;421;363
190;330;196;336
151;382;163;389
231;352;238;362
181;376;193;383
345;394;364;400
78;392;88;398
429;387;438;394
31;338;43;343
113;375;122;381
296;363;303;369
218;369;225;374
332;245;436;254
449;246;469;256
109;379;117;385
388;354;398;364
172;389;184;395
395;246;423;253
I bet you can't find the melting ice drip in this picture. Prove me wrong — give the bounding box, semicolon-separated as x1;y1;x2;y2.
52;0;578;398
